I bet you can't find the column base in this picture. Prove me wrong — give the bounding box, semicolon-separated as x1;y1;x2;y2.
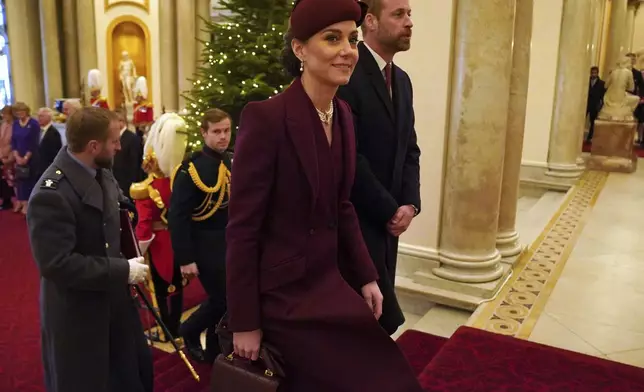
496;229;525;265
433;249;504;283
545;162;585;178
396;243;513;311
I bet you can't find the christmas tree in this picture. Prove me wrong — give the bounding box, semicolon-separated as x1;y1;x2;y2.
182;0;294;151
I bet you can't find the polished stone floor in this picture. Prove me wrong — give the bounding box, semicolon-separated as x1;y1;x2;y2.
402;166;644;369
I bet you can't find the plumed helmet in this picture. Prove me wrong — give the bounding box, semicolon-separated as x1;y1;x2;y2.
144;113;188;177
134;76;148;100
87;69;102;92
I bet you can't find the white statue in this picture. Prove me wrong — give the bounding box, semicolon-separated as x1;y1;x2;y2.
598;56;640;122
119;51;137;104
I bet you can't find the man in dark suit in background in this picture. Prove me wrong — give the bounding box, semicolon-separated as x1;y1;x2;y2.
337;0;420;336
626;53;644;144
586;66;605;142
37;107;62;175
112;108;144;199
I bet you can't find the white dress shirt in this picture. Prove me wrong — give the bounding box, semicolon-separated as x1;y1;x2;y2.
364;42;391;96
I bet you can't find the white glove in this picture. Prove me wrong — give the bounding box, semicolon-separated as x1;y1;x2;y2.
128;257;149;284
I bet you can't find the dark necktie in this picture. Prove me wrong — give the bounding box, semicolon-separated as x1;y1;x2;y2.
384;63;392;97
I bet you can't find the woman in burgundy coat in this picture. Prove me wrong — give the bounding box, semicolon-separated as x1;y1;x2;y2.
225;0;422;391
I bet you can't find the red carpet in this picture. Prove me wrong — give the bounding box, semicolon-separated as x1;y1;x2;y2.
582;140;644;157
418;326;644;391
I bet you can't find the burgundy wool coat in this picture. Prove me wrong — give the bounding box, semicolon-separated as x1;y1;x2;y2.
226;78;422;392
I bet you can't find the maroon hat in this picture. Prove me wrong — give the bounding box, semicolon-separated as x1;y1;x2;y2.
290;0;368;41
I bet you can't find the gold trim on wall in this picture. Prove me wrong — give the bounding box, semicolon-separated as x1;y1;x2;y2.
104;0;150;13
106;15;153;110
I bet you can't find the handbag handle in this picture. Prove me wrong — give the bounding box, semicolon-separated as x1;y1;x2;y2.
224;353;276;378
216;314;286;378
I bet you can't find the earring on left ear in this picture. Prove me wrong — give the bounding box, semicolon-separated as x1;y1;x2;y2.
300;61;304;72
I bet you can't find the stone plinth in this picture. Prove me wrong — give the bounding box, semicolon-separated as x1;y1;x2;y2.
587;119;638;173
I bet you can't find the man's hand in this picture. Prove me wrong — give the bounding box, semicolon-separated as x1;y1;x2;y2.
15;156;26;166
233;329;262;360
386;205;415;237
181;263;199;280
127;256;149;284
361;281;383;320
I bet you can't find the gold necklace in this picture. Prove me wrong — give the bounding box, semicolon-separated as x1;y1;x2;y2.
316;102;334;125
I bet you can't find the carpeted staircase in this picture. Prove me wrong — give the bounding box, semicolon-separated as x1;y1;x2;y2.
4;209;644;391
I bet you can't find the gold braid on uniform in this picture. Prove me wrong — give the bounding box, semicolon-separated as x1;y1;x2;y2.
187;162;231;222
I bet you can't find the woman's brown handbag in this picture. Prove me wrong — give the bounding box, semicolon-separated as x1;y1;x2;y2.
210;315;285;392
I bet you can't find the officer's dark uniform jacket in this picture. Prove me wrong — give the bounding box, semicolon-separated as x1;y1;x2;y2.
168;145;231;359
26;147;152;392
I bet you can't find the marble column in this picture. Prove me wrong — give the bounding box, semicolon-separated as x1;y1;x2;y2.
625;4;636;53
160;0;179;112
61;0;80;98
39;0;64;107
76;0;98;102
196;0;212;62
590;0;606;67
605;0;628;71
545;0;593;180
496;0;534;264
5;0;45;109
433;0;515;283
176;0;197;110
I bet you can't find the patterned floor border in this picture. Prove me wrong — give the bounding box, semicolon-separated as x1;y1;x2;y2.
469;171;609;339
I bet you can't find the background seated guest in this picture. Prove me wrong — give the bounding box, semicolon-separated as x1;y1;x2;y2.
11;102;40;215
61;99;82;120
226;0;422;390
37;107;62;175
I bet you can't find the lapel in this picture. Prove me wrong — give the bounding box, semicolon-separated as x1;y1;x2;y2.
53;148;104;212
359;42;395;122
336;99;355;199
284;79;319;207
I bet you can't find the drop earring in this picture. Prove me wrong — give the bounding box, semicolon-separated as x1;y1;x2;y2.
300;61;304;72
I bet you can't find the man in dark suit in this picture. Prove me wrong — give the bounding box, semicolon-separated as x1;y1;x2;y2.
586;66;605;142
626;53;644;143
112;108;144;199
37;107;62;175
337;0;420;335
26;107;152;392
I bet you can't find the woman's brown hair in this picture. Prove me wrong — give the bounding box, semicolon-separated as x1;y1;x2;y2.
12;102;30;116
1;105;13;123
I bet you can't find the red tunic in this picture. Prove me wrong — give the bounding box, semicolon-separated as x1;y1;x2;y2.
133;102;154;126
90;96;109;110
134;177;176;288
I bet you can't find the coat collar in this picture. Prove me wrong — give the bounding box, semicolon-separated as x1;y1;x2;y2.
282;78;355;204
359;42;395;121
284;78;320;203
53;148;104;211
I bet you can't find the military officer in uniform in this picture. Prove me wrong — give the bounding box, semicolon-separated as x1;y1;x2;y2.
87;69;110;110
168;108;232;363
26;107;153;392
131;112;188;342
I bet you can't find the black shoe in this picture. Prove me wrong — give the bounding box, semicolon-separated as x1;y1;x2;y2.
183;337;207;363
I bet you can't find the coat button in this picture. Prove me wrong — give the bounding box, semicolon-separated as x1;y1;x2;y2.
105;243;109;249
309;229;315;235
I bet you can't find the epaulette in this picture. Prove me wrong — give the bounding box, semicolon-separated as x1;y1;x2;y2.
130;176;154;200
40;167;65;190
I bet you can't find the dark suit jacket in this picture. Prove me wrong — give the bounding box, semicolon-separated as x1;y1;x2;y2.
336;42;421;334
112;129;144;198
587;78;605;113
38;124;62;175
226;79;378;332
632;68;644;97
26;148;152;392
